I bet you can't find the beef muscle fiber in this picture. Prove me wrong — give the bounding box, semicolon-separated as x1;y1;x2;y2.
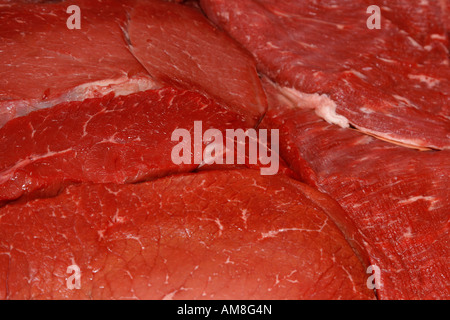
127;0;267;125
261;88;450;299
0;0;266;128
200;0;450;150
0;169;375;300
0;0;155;127
0;87;250;204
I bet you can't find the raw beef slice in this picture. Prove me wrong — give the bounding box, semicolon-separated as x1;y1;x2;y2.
200;0;450;150
126;0;267;125
0;169;375;300
0;0;156;127
261;91;450;299
1;0;266;127
365;0;449;57
0;87;250;204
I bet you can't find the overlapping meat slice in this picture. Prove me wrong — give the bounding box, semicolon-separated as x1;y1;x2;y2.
0;0;266;127
261;83;450;299
0;169;374;300
0;87;251;204
126;0;267;125
366;0;449;59
0;0;156;127
200;0;450;149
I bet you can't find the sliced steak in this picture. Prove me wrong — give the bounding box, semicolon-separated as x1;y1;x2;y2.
0;0;266;127
127;0;267;125
0;169;374;300
200;0;450;150
366;0;449;59
0;87;249;204
0;0;156;127
261;83;450;299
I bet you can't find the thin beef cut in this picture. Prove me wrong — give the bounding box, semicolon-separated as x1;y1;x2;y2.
0;0;266;127
200;0;450;150
0;0;156;127
261;84;450;299
126;0;267;125
0;87;250;204
366;0;449;61
0;169;375;300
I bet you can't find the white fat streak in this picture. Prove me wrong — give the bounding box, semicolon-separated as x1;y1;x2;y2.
430;34;446;40
241;209;249;229
1;77;159;128
217;11;229;21
408;74;440;88
0;148;73;184
259;219;328;240
351;124;430;149
162;289;178;300
197;217;224;236
398;195;438;208
402;227;414;239
280;86;350;128
266;41;279;49
162;286;193;300
360;107;374;114
344;69;367;81
378;57;397;64
392;94;412;106
68;76;158;99
407;36;423;50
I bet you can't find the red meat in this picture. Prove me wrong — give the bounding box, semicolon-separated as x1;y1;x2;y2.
0;87;249;204
0;169;374;300
127;0;267;125
200;0;450;150
0;0;266;128
0;0;154;127
261;82;450;299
